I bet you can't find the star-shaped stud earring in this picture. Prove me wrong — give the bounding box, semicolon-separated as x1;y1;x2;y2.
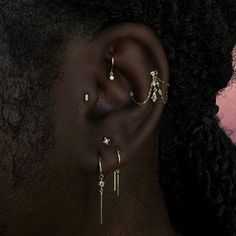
102;137;111;146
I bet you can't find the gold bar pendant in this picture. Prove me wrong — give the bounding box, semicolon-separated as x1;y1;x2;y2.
113;170;116;192
116;170;120;196
100;189;103;224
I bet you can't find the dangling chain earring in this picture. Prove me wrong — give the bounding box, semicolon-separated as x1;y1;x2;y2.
97;135;122;223
129;69;170;105
113;147;121;196
109;56;115;81
98;155;105;225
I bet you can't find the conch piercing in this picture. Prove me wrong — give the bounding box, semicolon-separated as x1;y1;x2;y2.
102;136;111;146
109;56;115;81
113;147;121;196
129;69;170;105
98;155;105;224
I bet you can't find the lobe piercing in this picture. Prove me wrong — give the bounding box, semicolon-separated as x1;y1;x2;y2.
129;69;170;105
109;56;115;81
98;155;105;224
102;137;111;146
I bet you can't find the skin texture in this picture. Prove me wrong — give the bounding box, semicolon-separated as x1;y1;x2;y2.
54;23;174;235
0;1;236;236
1;23;177;236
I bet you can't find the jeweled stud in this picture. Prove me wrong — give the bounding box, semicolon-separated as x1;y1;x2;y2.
102;137;111;146
84;93;89;102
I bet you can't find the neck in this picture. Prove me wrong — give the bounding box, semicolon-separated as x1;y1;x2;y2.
80;136;177;236
3;134;178;236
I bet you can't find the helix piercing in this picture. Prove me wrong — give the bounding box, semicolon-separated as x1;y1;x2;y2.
129;69;170;105
109;56;115;81
98;154;105;225
113;147;121;196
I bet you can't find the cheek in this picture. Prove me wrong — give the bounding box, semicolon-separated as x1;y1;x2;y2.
52;74;98;173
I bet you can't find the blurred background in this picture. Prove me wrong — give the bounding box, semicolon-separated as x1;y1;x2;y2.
217;46;236;143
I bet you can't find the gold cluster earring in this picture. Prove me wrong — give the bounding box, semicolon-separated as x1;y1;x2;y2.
129;69;170;105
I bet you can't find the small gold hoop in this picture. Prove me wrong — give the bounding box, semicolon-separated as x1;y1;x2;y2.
115;147;121;168
98;155;103;173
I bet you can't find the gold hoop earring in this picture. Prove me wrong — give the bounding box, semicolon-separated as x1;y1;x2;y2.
129;69;170;105
113;147;121;196
109;56;115;81
98;155;105;224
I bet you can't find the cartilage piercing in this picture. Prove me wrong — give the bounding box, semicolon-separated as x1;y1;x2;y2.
129;70;170;105
84;93;89;102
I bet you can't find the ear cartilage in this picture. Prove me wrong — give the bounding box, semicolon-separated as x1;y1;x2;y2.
129;69;170;105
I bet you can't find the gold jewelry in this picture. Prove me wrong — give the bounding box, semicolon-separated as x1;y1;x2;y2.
102;137;111;146
98;155;105;224
113;147;121;196
109;56;115;81
84;93;89;102
129;70;170;105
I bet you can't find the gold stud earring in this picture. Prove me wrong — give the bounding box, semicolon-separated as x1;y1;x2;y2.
98;155;105;225
113;147;121;196
109;56;115;81
102;136;111;146
129;69;170;105
84;93;89;102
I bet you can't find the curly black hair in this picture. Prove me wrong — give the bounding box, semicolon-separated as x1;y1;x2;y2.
0;1;235;235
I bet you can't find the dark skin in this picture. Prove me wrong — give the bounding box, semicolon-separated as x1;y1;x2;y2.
3;23;179;236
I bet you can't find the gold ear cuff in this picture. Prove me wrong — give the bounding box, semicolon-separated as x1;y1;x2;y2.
129;70;170;105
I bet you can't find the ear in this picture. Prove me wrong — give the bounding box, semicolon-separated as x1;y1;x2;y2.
55;23;169;174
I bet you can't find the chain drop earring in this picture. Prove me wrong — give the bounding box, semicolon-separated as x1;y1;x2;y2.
98;155;105;225
129;69;170;105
